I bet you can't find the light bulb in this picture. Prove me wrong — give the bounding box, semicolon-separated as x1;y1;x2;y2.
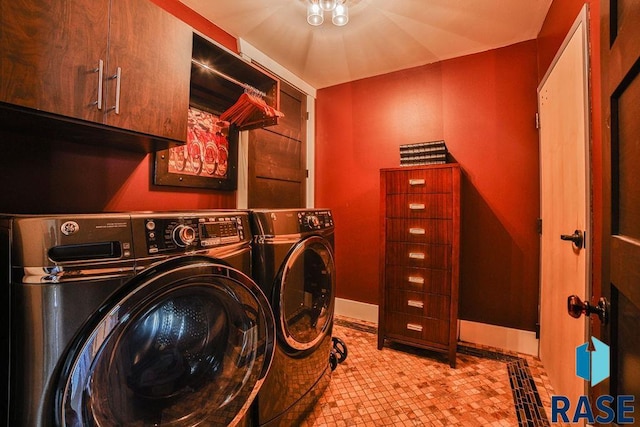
320;0;337;11
332;3;348;26
307;2;324;26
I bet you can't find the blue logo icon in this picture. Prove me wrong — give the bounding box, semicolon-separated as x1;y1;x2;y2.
576;337;610;386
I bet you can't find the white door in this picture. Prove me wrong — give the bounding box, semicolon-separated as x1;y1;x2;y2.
538;5;590;419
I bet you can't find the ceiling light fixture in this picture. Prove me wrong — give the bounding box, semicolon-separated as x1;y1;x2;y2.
307;0;348;27
319;0;337;11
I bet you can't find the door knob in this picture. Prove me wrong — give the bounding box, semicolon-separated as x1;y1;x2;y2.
560;230;584;249
567;295;609;325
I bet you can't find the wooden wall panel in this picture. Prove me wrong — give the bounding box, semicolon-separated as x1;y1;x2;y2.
248;80;307;208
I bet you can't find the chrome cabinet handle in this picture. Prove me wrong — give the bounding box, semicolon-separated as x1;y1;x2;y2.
409;179;425;186
409;252;425;260
406;323;423;332
407;299;424;309
408;276;424;284
409;227;425;235
109;67;122;114
93;59;103;110
409;203;425;210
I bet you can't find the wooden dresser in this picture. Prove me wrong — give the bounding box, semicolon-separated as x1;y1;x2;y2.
378;164;460;367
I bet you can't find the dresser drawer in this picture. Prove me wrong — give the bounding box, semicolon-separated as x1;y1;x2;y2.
385;168;452;194
384;313;450;347
386;218;452;244
385;266;450;294
386;242;451;269
387;289;450;319
386;193;452;218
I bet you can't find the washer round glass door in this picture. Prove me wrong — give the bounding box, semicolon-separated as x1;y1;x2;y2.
55;257;275;427
277;235;335;352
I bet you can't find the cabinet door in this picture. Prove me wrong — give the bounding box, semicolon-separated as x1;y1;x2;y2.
107;0;192;141
0;0;108;122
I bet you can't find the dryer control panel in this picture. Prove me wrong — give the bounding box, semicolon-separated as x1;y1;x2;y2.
142;215;245;255
298;210;333;232
251;209;334;236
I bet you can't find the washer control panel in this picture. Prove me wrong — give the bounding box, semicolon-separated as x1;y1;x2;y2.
297;210;333;232
144;215;245;255
198;216;244;247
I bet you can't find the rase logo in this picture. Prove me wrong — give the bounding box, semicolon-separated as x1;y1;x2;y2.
551;337;635;424
576;336;609;386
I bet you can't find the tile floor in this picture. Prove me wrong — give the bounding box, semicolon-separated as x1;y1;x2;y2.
300;316;561;427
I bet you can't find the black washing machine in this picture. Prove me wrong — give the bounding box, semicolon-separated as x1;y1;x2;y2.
250;209;337;426
0;211;275;426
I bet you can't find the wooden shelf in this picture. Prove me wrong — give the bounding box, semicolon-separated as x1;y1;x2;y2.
190;34;280;131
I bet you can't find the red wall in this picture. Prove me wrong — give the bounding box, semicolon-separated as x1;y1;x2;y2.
315;0;603;332
0;136;237;214
0;2;238;214
316;41;541;331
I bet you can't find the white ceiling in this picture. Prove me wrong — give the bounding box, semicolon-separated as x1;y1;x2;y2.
180;0;553;89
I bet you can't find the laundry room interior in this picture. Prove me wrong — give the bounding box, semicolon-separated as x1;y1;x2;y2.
2;0;638;426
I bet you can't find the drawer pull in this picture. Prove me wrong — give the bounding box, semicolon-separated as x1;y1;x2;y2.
408;299;424;309
94;59;104;110
407;323;423;332
409;179;425;186
409;252;425;260
408;276;425;284
409;203;425;210
108;67;122;114
409;227;425;235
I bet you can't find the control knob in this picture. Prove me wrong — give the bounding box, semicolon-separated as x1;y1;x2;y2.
173;225;196;247
306;215;320;228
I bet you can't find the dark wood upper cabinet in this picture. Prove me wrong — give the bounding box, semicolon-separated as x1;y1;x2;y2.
0;0;109;122
106;0;191;141
0;0;192;148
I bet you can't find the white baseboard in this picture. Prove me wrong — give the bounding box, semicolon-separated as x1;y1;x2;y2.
459;320;539;357
334;298;378;324
334;298;538;357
